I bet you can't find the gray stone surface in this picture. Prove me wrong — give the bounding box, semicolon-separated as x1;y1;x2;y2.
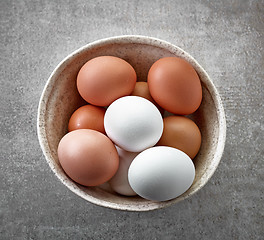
1;0;263;239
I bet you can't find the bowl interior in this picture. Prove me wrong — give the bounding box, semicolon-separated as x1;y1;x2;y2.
38;36;225;211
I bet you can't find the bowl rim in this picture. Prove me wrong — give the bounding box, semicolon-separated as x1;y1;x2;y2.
37;35;226;211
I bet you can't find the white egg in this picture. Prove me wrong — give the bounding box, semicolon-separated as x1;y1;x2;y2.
104;96;163;152
109;146;138;196
128;146;195;201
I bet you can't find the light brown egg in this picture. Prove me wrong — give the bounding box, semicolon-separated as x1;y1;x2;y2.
157;116;201;159
57;129;119;186
77;56;137;106
148;57;202;115
68;105;106;133
131;81;164;114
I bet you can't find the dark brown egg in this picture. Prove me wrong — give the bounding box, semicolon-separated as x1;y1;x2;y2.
77;56;137;106
157;116;201;159
148;57;202;115
68;105;106;133
131;81;164;114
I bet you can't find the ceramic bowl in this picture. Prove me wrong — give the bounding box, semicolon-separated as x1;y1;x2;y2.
37;35;226;211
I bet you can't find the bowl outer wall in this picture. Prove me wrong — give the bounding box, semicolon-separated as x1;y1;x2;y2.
37;35;226;211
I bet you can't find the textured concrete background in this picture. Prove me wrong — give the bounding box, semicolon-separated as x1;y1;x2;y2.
1;0;263;239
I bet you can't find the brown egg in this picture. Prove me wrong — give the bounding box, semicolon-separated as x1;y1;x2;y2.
157;116;201;159
148;57;202;115
58;129;119;186
77;56;137;106
68;105;106;133
131;81;164;114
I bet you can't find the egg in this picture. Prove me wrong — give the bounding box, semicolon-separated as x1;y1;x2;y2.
57;129;119;186
68;105;106;133
131;81;164;114
157;116;201;159
128;146;195;201
77;56;137;106
104;96;163;152
148;57;202;115
109;146;138;196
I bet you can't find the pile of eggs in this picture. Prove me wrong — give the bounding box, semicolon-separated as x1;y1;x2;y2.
57;56;203;202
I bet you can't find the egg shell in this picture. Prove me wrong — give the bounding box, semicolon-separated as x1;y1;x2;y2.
68;104;106;133
109;146;138;196
57;129;119;186
157;116;201;159
148;57;202;115
128;146;195;201
131;81;164;114
77;56;137;106
104;96;163;152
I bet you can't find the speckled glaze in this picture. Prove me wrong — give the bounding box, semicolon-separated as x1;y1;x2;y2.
37;35;226;211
